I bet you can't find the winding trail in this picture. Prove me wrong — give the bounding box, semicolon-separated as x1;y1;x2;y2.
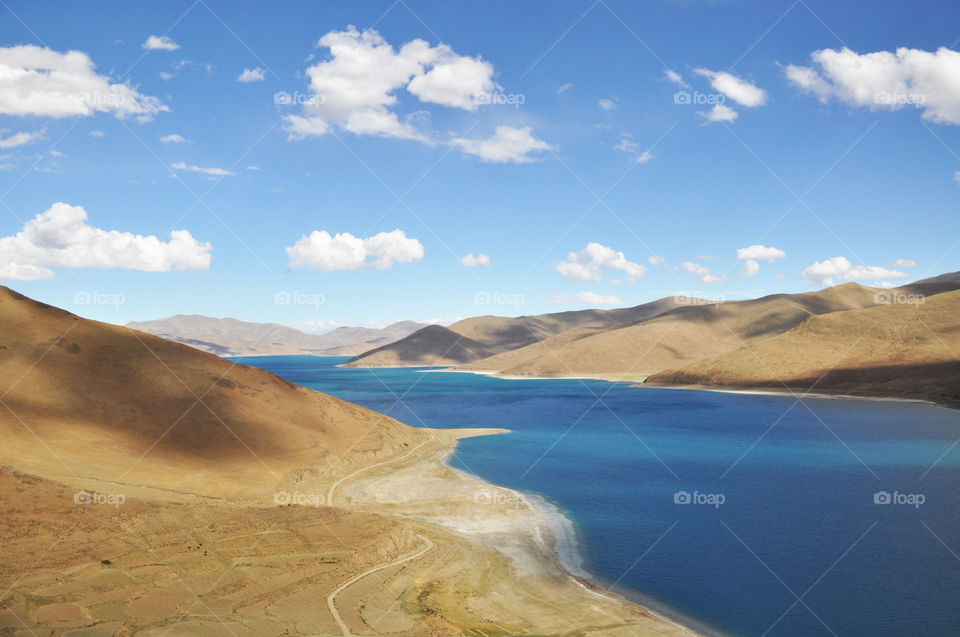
326;533;435;637
326;435;435;507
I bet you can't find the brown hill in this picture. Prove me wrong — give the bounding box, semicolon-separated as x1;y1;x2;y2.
463;282;887;379
127;314;426;357
345;297;682;368
647;288;960;406
0;286;427;498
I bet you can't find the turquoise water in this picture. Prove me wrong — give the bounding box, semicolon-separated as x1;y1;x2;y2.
235;356;960;637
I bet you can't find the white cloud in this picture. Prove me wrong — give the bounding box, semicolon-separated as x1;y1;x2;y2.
694;69;767;107
0;202;211;280
246;165;259;171
954;171;960;185
736;244;786;277
557;82;573;94
800;256;908;287
890;258;916;267
159;134;189;144
737;244;787;261
576;291;625;306
460;253;490;267
236;67;265;83
785;46;960;125
88;130;104;137
700;103;738;123
598;98;616;111
0;128;43;148
681;261;725;284
648;255;665;267
613;135;638;154
450;126;553;163
142;35;179;51
613;134;652;163
284;27;494;143
556;243;646;282
171;161;234;176
0;45;167;120
664;69;689;88
286;229;423;271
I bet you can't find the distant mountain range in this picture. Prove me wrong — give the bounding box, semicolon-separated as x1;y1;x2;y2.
126;315;427;357
346;271;960;406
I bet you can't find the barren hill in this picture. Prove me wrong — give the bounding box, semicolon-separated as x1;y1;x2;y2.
647;288;960;406
0;287;426;498
345;296;682;368
127;315;426;357
463;283;885;378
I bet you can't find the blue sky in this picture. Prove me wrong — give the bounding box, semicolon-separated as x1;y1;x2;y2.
0;0;957;331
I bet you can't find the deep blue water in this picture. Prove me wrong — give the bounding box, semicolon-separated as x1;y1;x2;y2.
235;355;960;637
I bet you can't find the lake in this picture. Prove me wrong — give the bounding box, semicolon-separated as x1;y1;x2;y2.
235;355;960;637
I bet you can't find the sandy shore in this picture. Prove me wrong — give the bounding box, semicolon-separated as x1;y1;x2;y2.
329;427;703;636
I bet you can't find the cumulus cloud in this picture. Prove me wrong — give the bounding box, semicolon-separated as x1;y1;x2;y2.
159;134;189;144
695;69;768;107
460;253;490;267
785;47;960;125
0;45;167;120
0;128;43;148
450;126;553;163
598;98;616;110
171;161;234;176
556;242;646;282
648;255;665;267
890;258;916;267
736;244;786;277
0;202;211;280
800;256;908;287
700;103;738;123
142;35;179;51
576;291;625;305
664;69;689;88
236;67;265;83
286;229;423;271
284;27;493;142
681;261;725;284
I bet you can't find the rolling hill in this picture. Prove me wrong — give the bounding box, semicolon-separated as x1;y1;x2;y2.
127;314;426;357
344;296;683;367
0;287;427;498
460;278;960;384
647;287;960;406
